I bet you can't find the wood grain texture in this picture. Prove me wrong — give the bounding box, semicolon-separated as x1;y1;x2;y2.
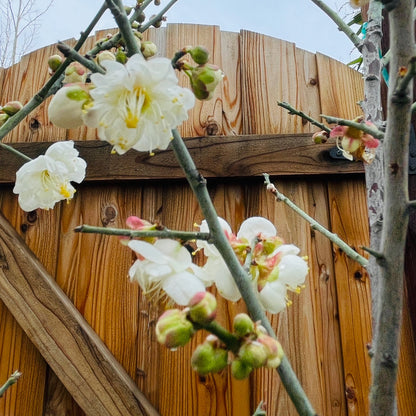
0;135;364;184
0;211;159;416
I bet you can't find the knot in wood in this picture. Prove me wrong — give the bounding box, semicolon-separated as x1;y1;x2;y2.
205;121;219;136
29;118;41;130
26;211;38;223
101;204;118;226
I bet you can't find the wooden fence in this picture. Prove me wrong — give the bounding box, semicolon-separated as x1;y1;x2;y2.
0;24;415;415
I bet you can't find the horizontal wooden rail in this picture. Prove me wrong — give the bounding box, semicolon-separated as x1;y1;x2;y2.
0;134;364;184
0;212;160;416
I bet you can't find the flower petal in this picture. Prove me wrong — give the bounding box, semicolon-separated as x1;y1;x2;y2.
237;217;277;241
278;255;308;287
258;281;287;313
162;272;206;305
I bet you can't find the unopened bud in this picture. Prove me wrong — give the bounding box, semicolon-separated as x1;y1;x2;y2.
2;101;23;116
63;62;87;84
156;309;194;349
124;6;133;14
312;130;328;144
0;113;9;127
136;12;146;24
48;54;63;73
154;0;161;5
188;46;209;65
233;313;254;338
96;50;116;65
190;64;224;100
238;340;268;369
257;335;284;368
231;358;253;380
150;14;163;28
191;339;228;375
188;291;217;325
141;41;158;59
115;48;128;64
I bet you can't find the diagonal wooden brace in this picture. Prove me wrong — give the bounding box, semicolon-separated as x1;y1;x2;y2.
0;212;160;416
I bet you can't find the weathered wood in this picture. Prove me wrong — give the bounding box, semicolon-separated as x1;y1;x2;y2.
0;135;365;184
0;211;159;416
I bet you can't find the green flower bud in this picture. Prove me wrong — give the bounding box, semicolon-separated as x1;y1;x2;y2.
238;340;268;369
136;12;146;24
231;358;253;380
188;291;217;325
156;309;195;349
189;46;210;65
191;336;228;375
124;6;133;14
0;113;10;127
312;130;328;144
190;64;224;100
233;313;254;338
1;101;23;116
141;41;158;59
115;48;128;64
48;54;63;73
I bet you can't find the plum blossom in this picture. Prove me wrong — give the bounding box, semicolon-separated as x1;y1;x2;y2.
83;53;195;155
197;217;308;313
330;118;380;163
128;239;209;305
13;141;86;211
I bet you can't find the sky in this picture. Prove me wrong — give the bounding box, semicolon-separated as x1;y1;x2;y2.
30;0;361;64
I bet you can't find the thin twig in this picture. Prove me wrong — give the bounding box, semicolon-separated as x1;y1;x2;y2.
278;101;330;133
320;114;385;139
170;129;317;416
361;246;384;260
263;174;369;268
57;43;105;74
75;224;211;242
310;0;362;51
0;371;22;398
139;0;178;32
0;142;31;162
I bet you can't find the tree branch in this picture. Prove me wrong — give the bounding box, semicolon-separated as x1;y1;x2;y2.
74;224;211;242
278;101;330;133
0;371;22;398
263;173;369;267
320;114;385;139
310;0;363;51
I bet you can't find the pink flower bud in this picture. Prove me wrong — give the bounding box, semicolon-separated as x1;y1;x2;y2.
2;101;23;116
63;62;87;84
155;309;195;349
257;335;284;368
231;358;253;380
188;291;217;325
233;313;254;338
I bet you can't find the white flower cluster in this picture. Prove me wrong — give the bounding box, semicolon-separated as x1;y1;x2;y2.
49;54;195;155
127;216;308;313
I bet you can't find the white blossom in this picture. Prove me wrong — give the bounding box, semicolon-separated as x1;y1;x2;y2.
128;239;208;305
13;141;86;211
83;53;195;155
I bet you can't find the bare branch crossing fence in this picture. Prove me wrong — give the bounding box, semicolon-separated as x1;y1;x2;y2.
0;24;415;415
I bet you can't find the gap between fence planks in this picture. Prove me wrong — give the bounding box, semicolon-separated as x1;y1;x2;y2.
0;134;364;184
0;212;160;416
